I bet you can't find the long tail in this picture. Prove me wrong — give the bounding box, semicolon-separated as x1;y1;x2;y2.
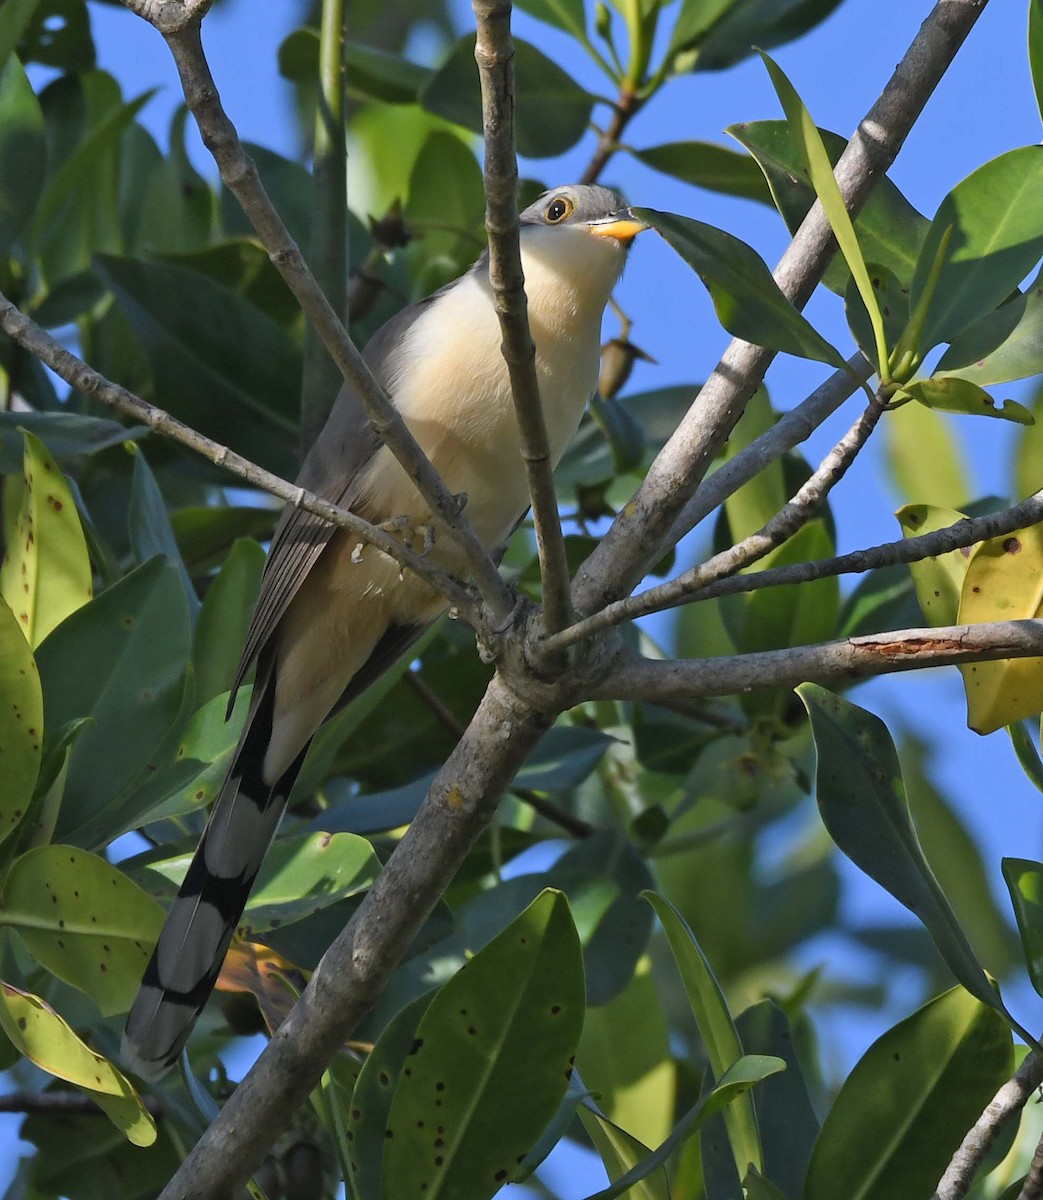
122;673;306;1081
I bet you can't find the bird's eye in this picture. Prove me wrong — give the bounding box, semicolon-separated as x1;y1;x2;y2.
546;196;573;223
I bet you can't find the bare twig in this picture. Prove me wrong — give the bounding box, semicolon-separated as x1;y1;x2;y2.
664;353;873;552
568;0;989;620
125;7;513;621
934;1049;1043;1200
154;675;558;1200
634;488;1043;613
599;619;1043;703
580;88;641;186
547;388;888;650
472;0;574;636
0;290;474;615
0;1090;164;1116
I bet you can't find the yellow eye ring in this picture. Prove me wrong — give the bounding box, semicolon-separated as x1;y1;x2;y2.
545;196;574;223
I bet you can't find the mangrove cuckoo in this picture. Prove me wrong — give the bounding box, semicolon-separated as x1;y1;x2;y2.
122;184;646;1080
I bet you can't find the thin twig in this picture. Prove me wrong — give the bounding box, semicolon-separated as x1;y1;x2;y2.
1020;1130;1043;1200
472;0;574;636
0;1090;164;1116
546;388;888;650
598;619;1043;703
664;353;873;552
134;11;513;622
634;488;1043;613
0;290;474;615
580;88;641;186
569;0;989;620
934;1049;1043;1200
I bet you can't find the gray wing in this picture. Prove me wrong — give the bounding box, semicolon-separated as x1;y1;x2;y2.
228;292;443;703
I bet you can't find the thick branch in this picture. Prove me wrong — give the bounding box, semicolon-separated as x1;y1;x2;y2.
155;675;557;1200
137;13;513;621
569;0;988;619
472;0;573;635
0;290;473;615
599;620;1043;703
547;387;887;650
934;1049;1043;1200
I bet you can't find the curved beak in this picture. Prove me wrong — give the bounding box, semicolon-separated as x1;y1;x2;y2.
587;209;649;243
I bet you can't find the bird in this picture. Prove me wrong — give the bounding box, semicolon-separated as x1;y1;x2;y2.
122;184;646;1080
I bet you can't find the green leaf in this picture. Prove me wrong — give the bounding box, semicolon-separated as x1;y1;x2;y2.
278;28;434;104
192;538;264;706
1002;858;1043;998
736;1001;819;1199
0;846;163;1016
729;120;928;293
515;725;616;793
382;890;585;1200
28;267;108;328
804;986;1012;1200
35;558;191;847
798;685;1003;1015
147;832;381;934
421;36;594;158
644;892;762;1179
0;53;45;253
0;983;155;1145
845;264;909;365
760;52;886;368
579;1105;670;1200
578;957;674;1148
936;273;1043;386
584;1057;786;1200
346;991;435;1200
16;0;93;71
95;254;302;477
883;402;970;508
901;377;1033;425
515;0;587;40
127;445;199;616
171;504;277;576
664;0;738;67
406;131;486;282
631;141;771;204
30;89;152;284
639;207;843;365
0;430;92;648
0;593;42;842
911;147;1043;349
0;410;142;470
156;239;299;328
0;0;42;70
669;0;845;72
1031;0;1043;127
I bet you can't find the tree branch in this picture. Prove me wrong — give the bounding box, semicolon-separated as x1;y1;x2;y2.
0;290;475;616
580;87;641;186
154;675;557;1200
121;4;514;622
568;0;989;620
636;488;1043;613
0;1090;163;1116
472;0;574;636
664;353;873;553
934;1049;1043;1200
599;619;1043;704
547;387;888;650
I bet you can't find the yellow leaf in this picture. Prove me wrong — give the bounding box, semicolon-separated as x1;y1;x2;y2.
958;523;1043;733
0;983;156;1145
0;432;92;647
896;503;975;627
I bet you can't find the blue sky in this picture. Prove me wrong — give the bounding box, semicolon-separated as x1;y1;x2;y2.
7;0;1043;1193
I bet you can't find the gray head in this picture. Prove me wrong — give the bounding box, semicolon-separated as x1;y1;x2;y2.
520;184;646;244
